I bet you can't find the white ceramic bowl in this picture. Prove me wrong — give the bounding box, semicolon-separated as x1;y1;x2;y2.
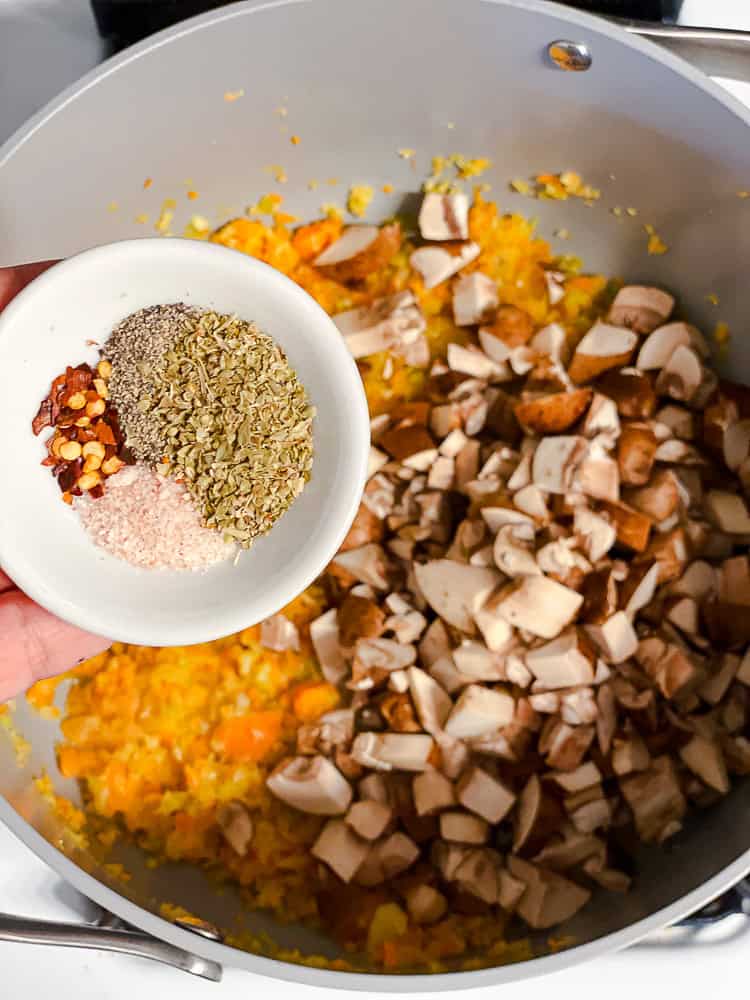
0;238;369;645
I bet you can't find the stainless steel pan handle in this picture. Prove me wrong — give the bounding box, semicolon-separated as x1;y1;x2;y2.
0;905;223;981
614;20;750;83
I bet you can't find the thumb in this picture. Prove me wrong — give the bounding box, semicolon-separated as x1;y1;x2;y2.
0;589;109;702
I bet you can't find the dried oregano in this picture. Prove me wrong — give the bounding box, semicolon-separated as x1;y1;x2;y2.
110;306;314;547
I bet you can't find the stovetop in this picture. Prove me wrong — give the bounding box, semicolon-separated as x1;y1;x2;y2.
2;0;750;995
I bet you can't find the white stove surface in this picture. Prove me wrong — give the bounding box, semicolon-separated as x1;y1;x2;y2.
2;1;750;996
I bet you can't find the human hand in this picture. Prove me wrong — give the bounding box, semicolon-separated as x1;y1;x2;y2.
0;264;111;702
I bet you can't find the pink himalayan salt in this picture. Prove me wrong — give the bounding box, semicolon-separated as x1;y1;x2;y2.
77;464;234;570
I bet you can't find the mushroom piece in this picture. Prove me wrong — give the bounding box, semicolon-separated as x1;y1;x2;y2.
585;612;639;664
621;561;660;619
380;423;435;461
611;733;651;776
309;609;347;685
636;322;693;370
617;424;658;486
338;594;386;647
607;286;674;334
410;241;481;289
531;435;587;493
679;736;730;794
354;637;416;673
334;290;428;364
496;577;584;639
600;500;652;552
582;392;621;442
413;769;456;815
359;772;390;805
723;418;750;472
574;507;616;562
259;613;301;653
315;223;401;282
408;666;452;733
619;756;687;843
452;848;503;904
346;799;393;841
478;326;513;364
427;455;455;491
493;526;541;579
333;543;391;590
418;191;470;241
525;630;596;689
575;449;621;503
405;884;448;925
312;819;369;883
568;321;638;384
367;446;390;479
350;732;434;772
267;755;353;815
624;469;681;522
665;595;699;634
515;388;593;435
440;810;490;844
418;618;451;667
473;595;516;654
414;559;500;634
654;344;703;403
216;801;254;856
451;640;506;681
560;689;598;726
508;857;591;930
704;490;750;534
550;761;602;793
447;342;502;379
481;506;536;536
544;722;595;771
444;684;515;739
356;831;420;886
457;765;517;823
514;484;549;522
452;273;499;326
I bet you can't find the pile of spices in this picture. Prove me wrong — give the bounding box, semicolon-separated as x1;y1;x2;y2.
32;360;129;503
103;303;200;465
115;307;314;547
32;302;314;570
78;465;234;570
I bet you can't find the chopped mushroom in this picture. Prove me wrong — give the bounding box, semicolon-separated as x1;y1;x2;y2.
607;286;674;334
515;389;592;435
260;613;300;652
267;756;353;815
452;847;503;904
445;684;515;739
333;543;391;589
574;508;616;562
617;424;657;486
315;223;401;282
525;630;595;688
654;345;703;403
418;191;470;241
356;831;420;886
636;322;692;370
405;884;448;925
440;810;490;844
413;769;456;815
620;755;687;843
408;666;452;733
216;801;254;856
334;290;428;365
496;577;584;639
312;818;369;882
585;612;638;664
351;732;434;771
453;273;499;326
410;242;481;289
568;321;638;384
531;436;587;493
414;560;499;634
508;856;591;929
679;735;730;794
457;765;516;823
346;799;393;840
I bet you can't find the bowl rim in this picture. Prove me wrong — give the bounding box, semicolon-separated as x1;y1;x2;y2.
2;0;750;987
0;237;370;645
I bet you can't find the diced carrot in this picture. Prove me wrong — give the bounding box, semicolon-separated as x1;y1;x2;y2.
291;218;342;261
212;711;283;762
291;681;340;722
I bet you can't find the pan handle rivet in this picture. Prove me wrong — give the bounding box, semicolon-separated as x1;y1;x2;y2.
547;40;592;71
